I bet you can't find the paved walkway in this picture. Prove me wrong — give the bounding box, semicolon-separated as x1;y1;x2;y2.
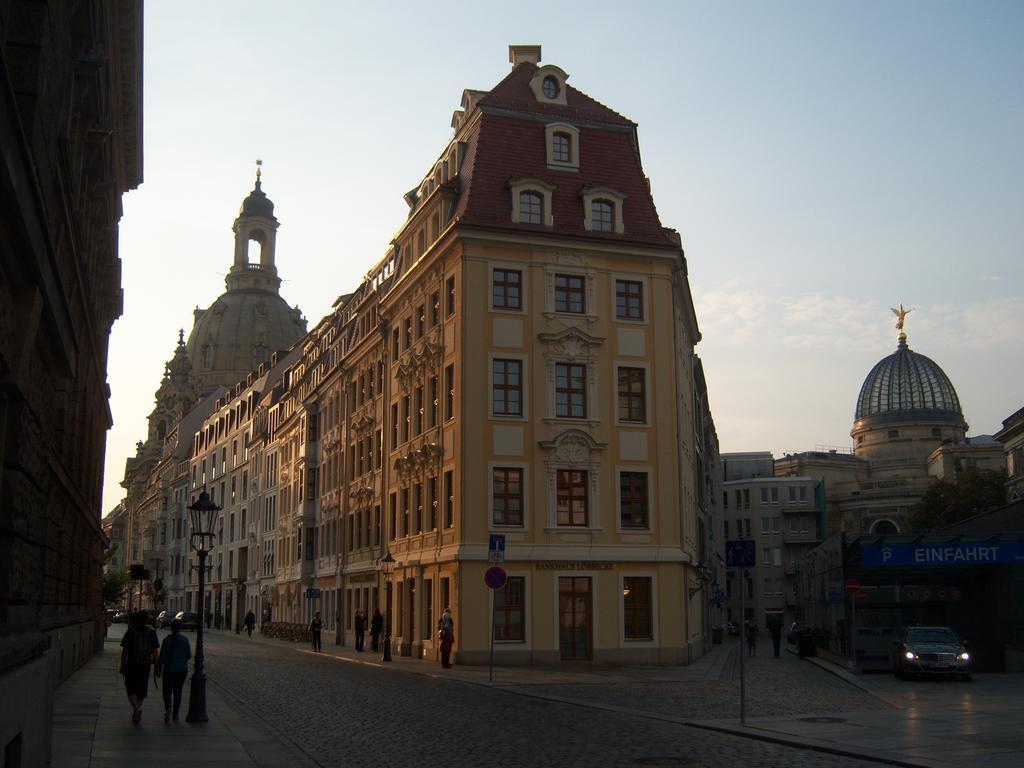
53;628;1024;767
692;651;1024;768
50;631;317;768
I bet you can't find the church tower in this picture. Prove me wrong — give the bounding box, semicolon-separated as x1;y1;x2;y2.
186;165;307;395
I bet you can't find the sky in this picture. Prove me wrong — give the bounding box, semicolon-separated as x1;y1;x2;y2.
102;0;1024;514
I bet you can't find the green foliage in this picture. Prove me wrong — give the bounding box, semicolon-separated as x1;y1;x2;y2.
102;568;129;606
909;468;1007;532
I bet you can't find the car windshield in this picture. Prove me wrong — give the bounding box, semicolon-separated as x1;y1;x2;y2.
906;628;959;645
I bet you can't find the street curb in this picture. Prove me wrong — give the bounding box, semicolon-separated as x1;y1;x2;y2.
685;721;938;768
800;654;902;709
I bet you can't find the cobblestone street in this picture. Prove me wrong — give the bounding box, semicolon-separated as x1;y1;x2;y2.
199;630;879;768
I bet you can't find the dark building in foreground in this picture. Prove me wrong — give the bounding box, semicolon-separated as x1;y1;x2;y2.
795;512;1024;672
0;2;142;763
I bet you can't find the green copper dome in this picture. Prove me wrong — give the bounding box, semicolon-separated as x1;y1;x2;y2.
855;337;964;426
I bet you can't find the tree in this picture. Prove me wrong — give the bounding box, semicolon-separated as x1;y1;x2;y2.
909;468;1007;532
102;543;129;607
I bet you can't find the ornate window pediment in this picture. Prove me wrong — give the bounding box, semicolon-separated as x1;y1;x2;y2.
539;428;606;464
538;326;604;361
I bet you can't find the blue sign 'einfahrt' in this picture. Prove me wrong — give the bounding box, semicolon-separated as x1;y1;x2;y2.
861;542;1024;567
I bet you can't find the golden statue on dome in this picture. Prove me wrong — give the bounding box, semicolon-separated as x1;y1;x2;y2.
891;303;913;341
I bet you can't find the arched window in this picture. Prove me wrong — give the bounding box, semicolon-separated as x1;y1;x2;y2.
202;344;214;369
871;519;899;534
519;191;543;224
157;420;167;440
552;132;571;163
591;199;614;232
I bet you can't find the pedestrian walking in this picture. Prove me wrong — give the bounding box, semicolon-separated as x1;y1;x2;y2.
157;618;192;723
437;607;455;669
354;610;366;651
370;608;383;652
244;610;256;638
769;618;782;658
746;620;759;657
119;611;159;724
309;611;323;652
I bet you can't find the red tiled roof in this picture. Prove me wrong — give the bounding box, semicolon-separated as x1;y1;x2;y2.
454;112;674;248
479;62;635;127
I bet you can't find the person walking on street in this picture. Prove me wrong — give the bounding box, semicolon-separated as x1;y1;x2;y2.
370;608;383;652
354;610;366;651
120;611;159;724
157;618;191;723
309;611;323;652
746;620;759;657
244;610;256;638
769;618;782;658
437;607;455;669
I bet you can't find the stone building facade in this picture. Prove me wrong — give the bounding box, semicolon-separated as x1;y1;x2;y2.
124;46;713;665
0;1;142;763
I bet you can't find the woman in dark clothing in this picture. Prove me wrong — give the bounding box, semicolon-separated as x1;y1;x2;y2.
309;611;323;652
370;608;383;652
354;610;366;651
244;610;256;638
120;611;159;724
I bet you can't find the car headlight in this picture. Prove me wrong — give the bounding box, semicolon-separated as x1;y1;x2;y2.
905;651;916;660
958;652;970;661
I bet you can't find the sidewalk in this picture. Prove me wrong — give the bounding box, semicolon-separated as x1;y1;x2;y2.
226;624;737;686
51;632;317;768
691;652;1024;768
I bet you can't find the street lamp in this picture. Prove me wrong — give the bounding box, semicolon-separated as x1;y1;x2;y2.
376;552;396;662
687;561;715;598
186;489;221;723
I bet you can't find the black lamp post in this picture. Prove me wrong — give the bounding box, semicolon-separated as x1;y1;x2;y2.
377;552;395;662
186;489;221;723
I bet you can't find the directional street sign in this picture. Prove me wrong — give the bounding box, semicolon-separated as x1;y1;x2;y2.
488;533;506;564
484;566;508;591
305;588;322;599
725;539;756;568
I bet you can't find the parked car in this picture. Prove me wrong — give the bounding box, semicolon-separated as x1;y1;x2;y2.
175;611;200;631
156;610;174;628
892;626;972;680
111;610;129;624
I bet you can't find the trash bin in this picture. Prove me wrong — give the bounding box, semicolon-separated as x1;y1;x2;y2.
712;627;723;644
798;631;816;658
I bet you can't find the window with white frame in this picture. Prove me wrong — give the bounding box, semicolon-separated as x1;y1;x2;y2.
544;123;580;170
556;469;588;526
554;274;585;313
619;471;649;529
492;467;524;527
509;177;555;226
581;185;625;233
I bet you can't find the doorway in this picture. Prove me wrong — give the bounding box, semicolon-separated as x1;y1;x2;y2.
559;577;592;660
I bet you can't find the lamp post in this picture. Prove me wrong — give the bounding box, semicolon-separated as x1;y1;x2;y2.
185;489;221;723
377;552;395;662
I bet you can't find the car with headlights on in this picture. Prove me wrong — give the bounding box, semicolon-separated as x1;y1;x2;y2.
892;626;971;680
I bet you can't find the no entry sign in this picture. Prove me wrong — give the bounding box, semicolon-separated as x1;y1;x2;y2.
484;566;508;591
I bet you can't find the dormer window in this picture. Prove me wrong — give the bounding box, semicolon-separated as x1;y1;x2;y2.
529;64;569;106
581;186;626;234
591;200;613;232
519;191;543;224
545;123;580;171
542;76;560;99
509;177;555;226
552;133;571;163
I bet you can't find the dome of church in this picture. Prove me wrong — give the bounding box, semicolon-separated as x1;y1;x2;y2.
240;179;275;219
187;288;305;395
854;336;964;425
185;173;306;396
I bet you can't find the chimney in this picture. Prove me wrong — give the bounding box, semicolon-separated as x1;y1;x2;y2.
508;44;541;69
